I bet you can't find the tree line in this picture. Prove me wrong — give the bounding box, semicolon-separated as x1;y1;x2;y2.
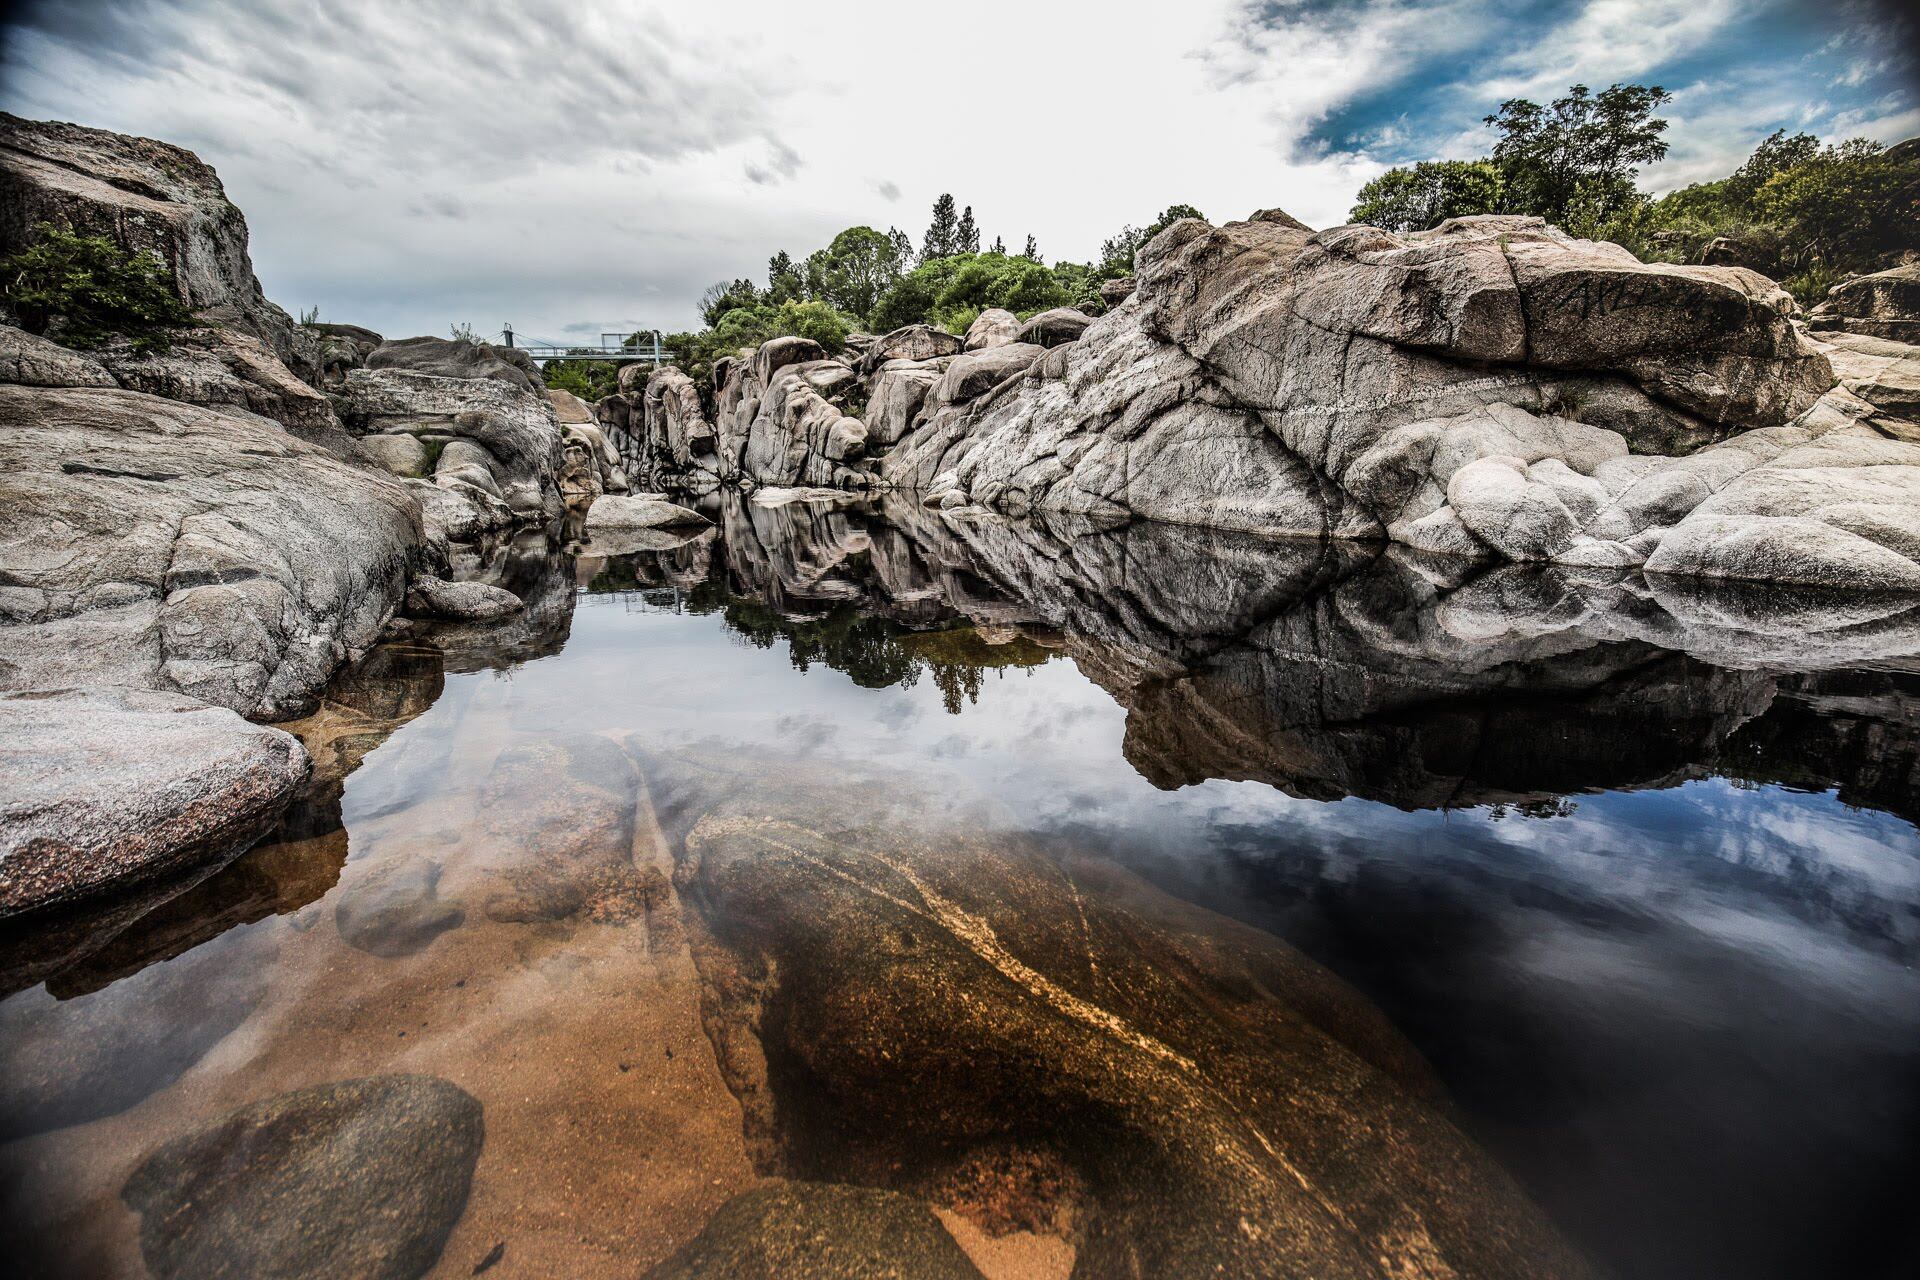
1349;82;1918;303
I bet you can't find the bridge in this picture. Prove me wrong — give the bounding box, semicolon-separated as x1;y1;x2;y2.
496;326;669;364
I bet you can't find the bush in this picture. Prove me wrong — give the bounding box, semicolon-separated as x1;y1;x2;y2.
542;358;625;402
2;221;197;352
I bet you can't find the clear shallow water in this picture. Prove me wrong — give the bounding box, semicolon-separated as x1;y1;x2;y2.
3;499;1918;1279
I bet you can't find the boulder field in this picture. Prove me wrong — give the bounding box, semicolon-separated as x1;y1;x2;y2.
616;213;1920;593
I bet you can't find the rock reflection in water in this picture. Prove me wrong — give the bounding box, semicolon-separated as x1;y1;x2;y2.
1;497;1917;1279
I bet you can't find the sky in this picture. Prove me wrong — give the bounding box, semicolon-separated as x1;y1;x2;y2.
1;0;1914;342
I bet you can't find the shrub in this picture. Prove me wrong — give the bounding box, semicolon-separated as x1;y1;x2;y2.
2;221;197;352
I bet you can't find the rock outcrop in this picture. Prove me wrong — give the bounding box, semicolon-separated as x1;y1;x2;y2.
0;113;315;378
0;385;421;718
1809;264;1920;342
0;687;310;916
336;350;565;551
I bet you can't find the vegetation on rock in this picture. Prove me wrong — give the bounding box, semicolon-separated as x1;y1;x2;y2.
1;222;197;353
1350;83;1919;303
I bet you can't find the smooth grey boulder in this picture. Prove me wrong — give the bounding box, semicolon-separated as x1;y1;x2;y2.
933;342;1045;404
404;575;524;621
646;1182;986;1280
864;358;948;447
0;113;313;377
755;334;827;384
0;385;420;718
1809;264;1920;342
866;323;963;366
636;365;719;492
0;687;310;916
548;387;594;423
1099;275;1137;307
0;323;114;387
962;307;1020;351
359;431;431;477
583;493;710;529
122;1075;483;1280
1013;306;1093;348
366;335;540;394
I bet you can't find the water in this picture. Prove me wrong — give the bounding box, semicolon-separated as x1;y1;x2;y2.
4;496;1918;1278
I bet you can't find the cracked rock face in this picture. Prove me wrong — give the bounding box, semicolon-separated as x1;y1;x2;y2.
0;385;420;718
0;113;313;378
0;686;310;916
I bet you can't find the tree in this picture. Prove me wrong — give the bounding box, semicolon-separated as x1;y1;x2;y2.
1098;203;1206;274
991;235;1005;254
1754;138;1920;274
1726;129;1820;205
888;226;913;268
766;250;805;304
1022;234;1040;262
957;205;980;253
700;277;761;326
1;222;198;352
1349;160;1505;232
1486;82;1672;227
808;225;910;324
922;194;959;260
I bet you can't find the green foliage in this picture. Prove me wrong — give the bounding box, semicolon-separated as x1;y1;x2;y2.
1;222;196;352
298;304;321;326
805;226;912;321
1098;204;1206;274
664;298;854;388
700;277;762;327
1349;160;1505;232
542;358;625;401
450;321;481;342
922;193;960;260
1486;82;1673;227
869;251;1074;333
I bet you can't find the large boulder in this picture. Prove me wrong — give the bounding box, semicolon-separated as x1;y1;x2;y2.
647;1183;985;1280
121;1075;483;1280
0;385;420;717
638;365;719;492
365;335;541;394
664;752;1594;1279
547;387;595;423
866;323;964;367
584;493;710;530
0;323;114;387
93;326;338;439
1809;265;1920;342
1013;306;1093;348
0;686;310;916
0;114;313;377
336;366;565;536
962;308;1020;351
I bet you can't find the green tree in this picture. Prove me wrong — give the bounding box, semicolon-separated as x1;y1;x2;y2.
2;221;197;352
1486;82;1672;227
543;357;624;401
1022;234;1040;262
1349;160;1505;231
1098;203;1205;274
1726;129;1820;205
700;277;761;326
956;205;980;253
921;194;959;260
1754;138;1919;275
766;250;805;304
809;225;910;325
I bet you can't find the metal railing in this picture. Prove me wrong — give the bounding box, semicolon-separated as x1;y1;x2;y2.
499;326;668;363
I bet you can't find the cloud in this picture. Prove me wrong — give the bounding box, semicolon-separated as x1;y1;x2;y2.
1;0;1911;340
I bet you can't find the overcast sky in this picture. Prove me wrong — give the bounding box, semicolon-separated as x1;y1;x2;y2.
2;0;1914;342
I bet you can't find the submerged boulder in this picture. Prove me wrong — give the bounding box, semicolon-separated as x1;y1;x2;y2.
0;385;420;718
0;687;309;916
585;493;710;529
122;1075;483;1280
648;1182;985;1280
404;575;524;621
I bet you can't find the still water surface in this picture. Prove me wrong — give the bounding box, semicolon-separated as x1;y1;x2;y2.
3;498;1918;1278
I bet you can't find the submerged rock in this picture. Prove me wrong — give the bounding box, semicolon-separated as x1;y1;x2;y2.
0;385;420;717
663;751;1594;1278
0;687;310;916
647;1182;986;1280
122;1074;483;1280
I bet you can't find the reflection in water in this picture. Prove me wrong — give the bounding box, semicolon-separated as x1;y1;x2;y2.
2;494;1918;1279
